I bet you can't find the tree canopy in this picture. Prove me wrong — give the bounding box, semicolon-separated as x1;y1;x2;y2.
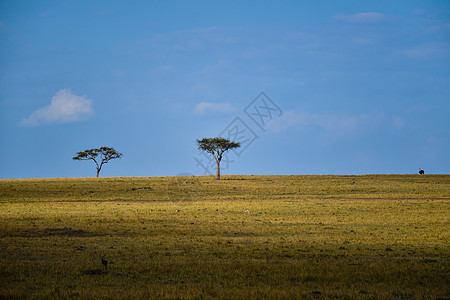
73;146;122;177
197;137;240;180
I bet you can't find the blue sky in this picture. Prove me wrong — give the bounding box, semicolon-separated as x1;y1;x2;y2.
1;0;449;178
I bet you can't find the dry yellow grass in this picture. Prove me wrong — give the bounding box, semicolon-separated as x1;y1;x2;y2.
0;175;449;299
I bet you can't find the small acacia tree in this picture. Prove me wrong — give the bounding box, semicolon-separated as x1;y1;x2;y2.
197;137;240;180
73;146;123;177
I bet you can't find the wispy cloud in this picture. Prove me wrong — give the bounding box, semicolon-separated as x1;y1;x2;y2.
194;101;235;115
334;12;388;23
152;27;236;53
268;110;381;137
403;43;450;59
93;9;114;16
21;89;93;126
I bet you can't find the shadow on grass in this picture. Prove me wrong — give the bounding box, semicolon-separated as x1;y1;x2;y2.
82;269;109;276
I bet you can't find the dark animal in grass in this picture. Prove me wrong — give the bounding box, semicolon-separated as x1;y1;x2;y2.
419;169;425;175
100;254;108;271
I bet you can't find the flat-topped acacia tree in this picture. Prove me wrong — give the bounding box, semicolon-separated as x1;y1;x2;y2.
197;137;241;180
73;146;123;177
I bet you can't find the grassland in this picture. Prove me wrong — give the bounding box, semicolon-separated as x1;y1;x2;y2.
0;175;449;299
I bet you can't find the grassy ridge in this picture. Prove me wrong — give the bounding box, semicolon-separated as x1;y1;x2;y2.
0;175;449;299
1;174;449;202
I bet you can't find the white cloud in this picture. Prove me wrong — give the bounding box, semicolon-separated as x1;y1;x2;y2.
335;12;388;23
21;89;93;126
194;101;235;115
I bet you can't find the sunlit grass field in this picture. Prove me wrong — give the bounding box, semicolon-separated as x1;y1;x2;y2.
1;175;449;299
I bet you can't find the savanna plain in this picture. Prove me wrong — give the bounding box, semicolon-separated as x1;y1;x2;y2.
0;175;449;299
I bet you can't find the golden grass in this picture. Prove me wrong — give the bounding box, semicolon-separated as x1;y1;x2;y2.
0;175;449;299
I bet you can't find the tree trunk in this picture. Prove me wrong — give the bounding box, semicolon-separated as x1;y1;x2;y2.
216;160;220;180
96;168;100;178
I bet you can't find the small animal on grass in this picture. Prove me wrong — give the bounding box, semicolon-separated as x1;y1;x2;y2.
100;254;108;271
419;169;425;175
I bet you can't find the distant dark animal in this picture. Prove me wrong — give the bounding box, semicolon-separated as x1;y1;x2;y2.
100;254;108;270
419;169;425;175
